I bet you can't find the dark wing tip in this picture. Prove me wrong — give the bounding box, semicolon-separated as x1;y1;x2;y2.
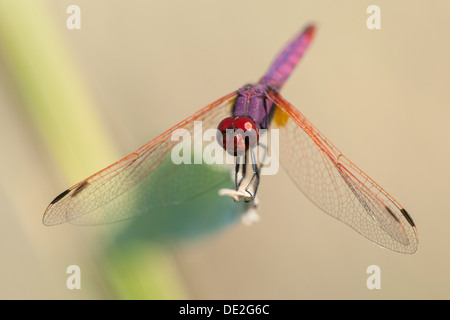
49;189;70;205
71;181;88;197
44;189;71;226
400;208;416;227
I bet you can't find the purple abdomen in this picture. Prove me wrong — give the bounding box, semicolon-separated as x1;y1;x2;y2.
259;25;315;91
232;25;315;129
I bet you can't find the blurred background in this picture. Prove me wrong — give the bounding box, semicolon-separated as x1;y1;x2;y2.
0;0;449;299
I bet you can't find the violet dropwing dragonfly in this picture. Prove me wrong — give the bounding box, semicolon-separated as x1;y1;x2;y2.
43;25;419;253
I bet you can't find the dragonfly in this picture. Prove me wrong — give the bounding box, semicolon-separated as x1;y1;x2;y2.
43;25;419;254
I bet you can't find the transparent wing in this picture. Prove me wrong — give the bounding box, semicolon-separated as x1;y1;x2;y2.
43;91;238;226
268;91;419;253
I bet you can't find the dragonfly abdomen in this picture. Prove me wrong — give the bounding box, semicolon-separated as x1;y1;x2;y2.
259;25;315;91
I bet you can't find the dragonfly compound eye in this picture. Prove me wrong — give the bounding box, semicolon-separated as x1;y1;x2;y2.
217;116;259;156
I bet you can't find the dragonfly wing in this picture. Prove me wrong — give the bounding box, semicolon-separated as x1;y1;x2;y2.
268;92;419;253
43;91;238;226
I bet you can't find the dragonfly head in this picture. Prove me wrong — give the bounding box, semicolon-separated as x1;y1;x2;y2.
217;116;259;156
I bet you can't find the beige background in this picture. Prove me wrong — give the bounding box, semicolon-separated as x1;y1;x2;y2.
1;0;449;299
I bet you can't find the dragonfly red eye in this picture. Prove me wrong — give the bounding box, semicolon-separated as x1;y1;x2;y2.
217;116;259;155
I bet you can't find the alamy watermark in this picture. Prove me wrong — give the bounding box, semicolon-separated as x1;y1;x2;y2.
366;264;381;290
170;121;279;176
66;5;81;30
66;265;81;290
367;5;381;30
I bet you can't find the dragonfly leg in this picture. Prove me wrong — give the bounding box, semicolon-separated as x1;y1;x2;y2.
258;140;268;167
234;160;240;190
227;148;262;202
236;152;248;190
243;148;260;202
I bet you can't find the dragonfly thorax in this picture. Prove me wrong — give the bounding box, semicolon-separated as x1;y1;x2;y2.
232;84;274;130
